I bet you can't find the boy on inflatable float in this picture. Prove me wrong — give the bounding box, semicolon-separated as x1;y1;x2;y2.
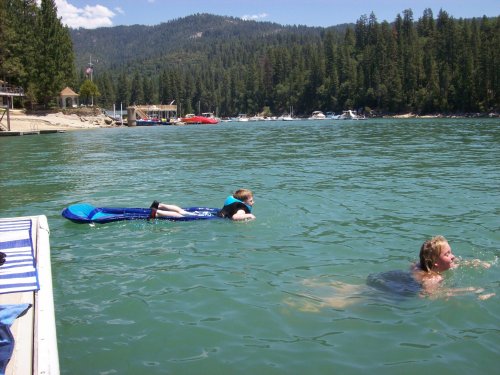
149;188;256;221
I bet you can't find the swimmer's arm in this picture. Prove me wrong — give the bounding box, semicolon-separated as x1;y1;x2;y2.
420;277;442;296
420;276;483;297
424;286;495;300
231;209;256;221
443;287;495;300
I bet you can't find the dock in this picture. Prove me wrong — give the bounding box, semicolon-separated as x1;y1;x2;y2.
0;81;24;132
0;130;66;137
0;215;59;375
127;104;178;126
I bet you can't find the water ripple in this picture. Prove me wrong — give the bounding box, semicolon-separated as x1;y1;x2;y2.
1;119;499;374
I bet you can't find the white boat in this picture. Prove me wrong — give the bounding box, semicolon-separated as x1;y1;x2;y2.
339;110;365;120
308;111;326;120
237;114;249;122
328;112;343;120
280;106;294;121
280;114;294;121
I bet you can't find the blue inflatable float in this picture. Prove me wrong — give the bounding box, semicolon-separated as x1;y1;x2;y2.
62;203;220;224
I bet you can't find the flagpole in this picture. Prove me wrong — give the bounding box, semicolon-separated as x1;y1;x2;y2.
90;55;93;106
87;55;95;106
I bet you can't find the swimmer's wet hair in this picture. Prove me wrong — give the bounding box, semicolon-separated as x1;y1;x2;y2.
419;235;448;272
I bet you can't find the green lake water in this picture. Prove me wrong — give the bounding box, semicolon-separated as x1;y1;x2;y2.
1;118;499;374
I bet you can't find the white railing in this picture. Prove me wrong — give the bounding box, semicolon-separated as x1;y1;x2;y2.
0;85;24;96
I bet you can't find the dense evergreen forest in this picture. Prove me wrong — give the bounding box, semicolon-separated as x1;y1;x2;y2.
0;0;75;107
1;1;499;116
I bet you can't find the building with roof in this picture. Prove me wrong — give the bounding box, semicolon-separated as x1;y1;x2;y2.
59;87;79;108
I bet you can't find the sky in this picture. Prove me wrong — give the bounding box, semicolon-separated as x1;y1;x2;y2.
53;0;500;29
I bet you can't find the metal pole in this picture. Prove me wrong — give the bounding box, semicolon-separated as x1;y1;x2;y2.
6;97;11;131
89;55;94;106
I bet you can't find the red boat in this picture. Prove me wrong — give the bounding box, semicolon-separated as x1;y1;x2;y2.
180;113;219;124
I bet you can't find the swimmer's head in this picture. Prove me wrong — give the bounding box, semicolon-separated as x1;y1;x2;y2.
233;189;254;206
419;235;455;272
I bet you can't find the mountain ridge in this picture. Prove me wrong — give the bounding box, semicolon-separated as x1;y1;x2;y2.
70;13;349;72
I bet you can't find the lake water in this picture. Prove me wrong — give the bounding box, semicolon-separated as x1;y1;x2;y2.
1;118;499;374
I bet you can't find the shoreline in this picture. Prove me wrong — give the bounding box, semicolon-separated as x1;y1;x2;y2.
1;109;122;132
1;109;498;133
387;112;499;119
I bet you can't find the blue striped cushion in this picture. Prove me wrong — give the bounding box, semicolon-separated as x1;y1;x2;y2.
0;219;40;294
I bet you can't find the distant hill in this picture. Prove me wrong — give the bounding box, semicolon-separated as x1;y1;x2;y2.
69;12;499;116
70;13;348;73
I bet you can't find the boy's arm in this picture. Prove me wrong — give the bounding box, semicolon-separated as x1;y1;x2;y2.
231;209;256;221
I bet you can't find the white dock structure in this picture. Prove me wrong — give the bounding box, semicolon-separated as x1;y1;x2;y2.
0;81;24;132
0;215;59;375
127;104;178;126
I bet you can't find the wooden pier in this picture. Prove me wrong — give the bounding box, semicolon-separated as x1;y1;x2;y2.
0;130;66;137
0;215;59;375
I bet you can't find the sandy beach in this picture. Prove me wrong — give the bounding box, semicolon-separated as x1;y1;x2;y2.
1;109;121;132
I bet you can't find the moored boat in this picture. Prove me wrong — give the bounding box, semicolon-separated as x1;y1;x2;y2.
308;111;326;120
136;117;173;126
279;114;294;121
201;112;220;123
339;110;366;120
180;113;219;124
248;115;265;121
280;106;294;121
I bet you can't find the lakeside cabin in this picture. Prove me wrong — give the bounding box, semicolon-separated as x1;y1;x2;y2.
0;215;59;375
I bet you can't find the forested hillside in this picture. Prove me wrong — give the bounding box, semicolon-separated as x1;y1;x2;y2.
2;2;499;116
70;11;499;116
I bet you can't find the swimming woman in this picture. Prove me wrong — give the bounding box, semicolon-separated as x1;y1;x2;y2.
286;235;494;311
411;235;493;299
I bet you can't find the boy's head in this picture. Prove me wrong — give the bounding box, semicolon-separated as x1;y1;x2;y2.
419;235;454;272
233;189;254;205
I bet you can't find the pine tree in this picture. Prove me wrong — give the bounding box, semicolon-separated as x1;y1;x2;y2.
35;0;75;107
115;72;131;108
95;72;116;108
0;0;20;80
1;0;38;89
142;76;155;104
130;71;144;105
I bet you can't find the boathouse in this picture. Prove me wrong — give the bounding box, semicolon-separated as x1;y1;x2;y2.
127;104;178;126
